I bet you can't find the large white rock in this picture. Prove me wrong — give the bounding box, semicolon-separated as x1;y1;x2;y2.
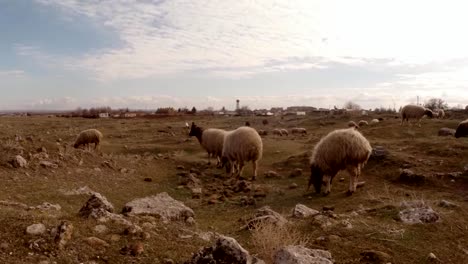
292;204;320;218
398;201;440;224
274;245;334;264
26;223;46;236
79;193;115;219
122;192;194;222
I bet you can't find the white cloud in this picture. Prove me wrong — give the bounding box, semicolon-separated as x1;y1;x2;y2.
0;70;24;77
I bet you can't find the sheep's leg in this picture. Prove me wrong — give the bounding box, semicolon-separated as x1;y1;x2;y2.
251;160;257;181
417;118;422;127
346;166;358;196
323;174;332;196
237;161;245;179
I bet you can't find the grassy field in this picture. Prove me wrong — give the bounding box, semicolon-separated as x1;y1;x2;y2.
0;114;467;263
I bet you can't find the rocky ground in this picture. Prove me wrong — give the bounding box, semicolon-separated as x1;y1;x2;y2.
0;114;467;263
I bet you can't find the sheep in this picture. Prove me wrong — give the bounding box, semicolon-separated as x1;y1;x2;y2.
291;127;307;135
73;129;103;151
188;122;227;166
273;129;282;136
400;104;434;127
308;128;372;196
370;119;379;125
436;109;445;119
455;119;468;138
257;130;268;136
245;121;251;127
280;129;289;136
358;120;368;127
348;121;358;128
221;126;263;180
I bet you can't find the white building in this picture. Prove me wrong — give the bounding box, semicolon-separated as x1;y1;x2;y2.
99;113;109;118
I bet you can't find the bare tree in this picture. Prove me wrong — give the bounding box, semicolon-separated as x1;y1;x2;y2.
343;101;361;110
424;98;448;110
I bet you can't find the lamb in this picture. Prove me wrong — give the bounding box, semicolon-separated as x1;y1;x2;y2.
358;120;368;127
348;121;358;128
370;119;379;125
188;122;227;166
73;129;103;151
280;129;289;136
455;119;468;138
221;126;263;180
273;129;282;136
400;104;434;127
308;128;372;196
291;127;307;135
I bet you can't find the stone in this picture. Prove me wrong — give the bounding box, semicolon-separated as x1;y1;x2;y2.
144;177;153;182
54;221;74;250
191;187;202;199
245;206;288;229
122;192;195;222
109;234;121;242
289;168;303;178
11;155;28;168
79;193;115;219
438;128;455;136
176;165;185;170
94;225;108;234
233;180;252;193
141;222;155;230
438;200;459;208
370;146;389;160
289;183;298;189
120;241;144;256
427;252;438;260
186;217;196;225
163;258;175;264
360;250;391;263
186;235;264;264
33;202;61;211
84;237;109;248
292;204;320;218
39;161;58;169
26;223;46;236
398;201;440;224
273;245;333;264
264;170;280;178
399;169;427;184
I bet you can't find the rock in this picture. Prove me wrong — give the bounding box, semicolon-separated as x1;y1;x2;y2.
84;237;109;248
399;169;427;184
11;155;28;168
356;181;365;188
292;204;320;218
370;146;389;160
239;196;256;206
233;180;252;193
176;165;185;170
191;187;202;199
120;242;144;256
122;192;195;222
289;183;298;189
163;258;175;264
180;173;201;188
186;217;196;225
186;235;264;264
312;214;337;230
264;170;280;178
39;161;58;169
427;252;438;261
438;200;459;208
322;206;334;211
54;221;74;250
94;225;108;234
438;128;455;136
398;201;440;224
141;222;155;230
273;245;333;264
144;177;153;182
79;193;115;219
245;206;287;229
33;202;61;211
110;234;121;242
26;223;46;236
289;168;303;178
360;250;391;263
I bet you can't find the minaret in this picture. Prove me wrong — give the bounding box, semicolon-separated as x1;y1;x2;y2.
236;99;240;110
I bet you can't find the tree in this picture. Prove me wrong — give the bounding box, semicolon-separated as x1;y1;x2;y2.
191;107;197;114
221;106;226;112
424;98;448;110
343;101;361;110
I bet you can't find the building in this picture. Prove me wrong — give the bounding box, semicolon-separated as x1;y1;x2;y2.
123;113;137;118
99;113;109;118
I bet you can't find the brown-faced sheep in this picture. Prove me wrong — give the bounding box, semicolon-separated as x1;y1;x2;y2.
358;120;368;127
221;126;263;180
308;128;372;196
280;129;289;136
455;119;468;138
273;129;282;136
189;122;227;166
348;121;358;128
74;129;103;151
400;104;434;127
291;127;307;135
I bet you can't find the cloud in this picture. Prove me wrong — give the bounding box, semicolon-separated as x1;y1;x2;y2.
29;96;78;110
0;70;25;77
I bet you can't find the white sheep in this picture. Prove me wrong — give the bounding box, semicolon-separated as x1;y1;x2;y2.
221;126;263;180
436;109;445;119
455;119;468;138
189;122;227;166
348;121;358;128
280;129;289;136
74;129;103;151
358;120;368;127
308;128;372;196
272;129;282;136
257;129;268;136
291;127;307;135
370;119;379;125
400;104;434;127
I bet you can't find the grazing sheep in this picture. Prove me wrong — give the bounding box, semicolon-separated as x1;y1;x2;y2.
280;129;289;136
358;120;368;127
221;126;263;180
438;128;455;137
370;119;379;125
436;109;445;119
455;119;468;138
273;129;282;136
400;104;434;127
188;122;227;166
74;129;103;151
257;130;268;136
308;128;372;196
291;127;307;135
348;121;358;128
245;121;251;127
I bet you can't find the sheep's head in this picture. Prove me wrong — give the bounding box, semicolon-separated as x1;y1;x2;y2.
455;125;468;138
308;163;323;194
188;122;202;137
424;109;434;118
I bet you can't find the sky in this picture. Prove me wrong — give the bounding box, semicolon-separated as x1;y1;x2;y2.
2;0;468;111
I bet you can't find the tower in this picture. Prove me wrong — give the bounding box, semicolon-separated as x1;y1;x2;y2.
236;99;240;110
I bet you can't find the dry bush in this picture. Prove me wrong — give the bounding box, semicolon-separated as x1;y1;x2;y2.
250;222;309;264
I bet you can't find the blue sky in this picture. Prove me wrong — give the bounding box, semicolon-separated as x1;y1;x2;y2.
2;0;468;110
